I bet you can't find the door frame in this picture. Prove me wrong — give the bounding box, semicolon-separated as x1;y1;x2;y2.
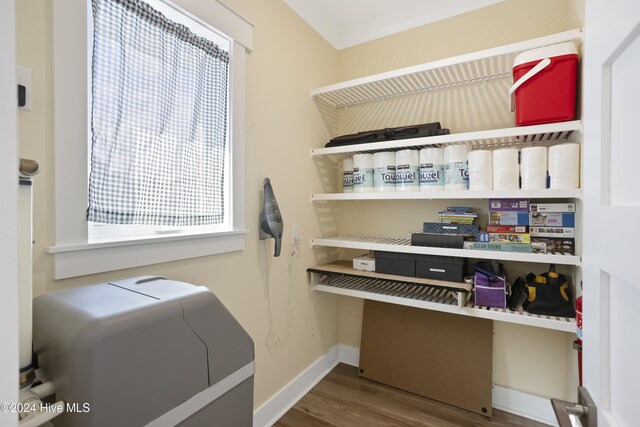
0;0;20;424
583;0;640;425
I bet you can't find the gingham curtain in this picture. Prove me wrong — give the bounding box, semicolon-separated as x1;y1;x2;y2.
88;0;229;226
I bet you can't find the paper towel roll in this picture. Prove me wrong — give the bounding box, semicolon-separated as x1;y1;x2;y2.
549;143;580;189
373;151;396;193
395;149;419;192
520;146;548;190
353;153;374;193
492;148;519;190
468;150;492;191
419;147;444;192
492;148;519;170
342;157;354;193
444;144;470;191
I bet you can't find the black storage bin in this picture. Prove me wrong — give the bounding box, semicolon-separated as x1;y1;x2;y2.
411;232;465;249
415;254;467;282
374;251;415;277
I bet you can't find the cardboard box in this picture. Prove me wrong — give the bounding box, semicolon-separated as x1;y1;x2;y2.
489;233;531;244
463;241;532;253
530;203;576;213
488;198;529;212
529;212;575;227
530;226;575;238
489;211;529;226
531;237;575;254
485;225;528;233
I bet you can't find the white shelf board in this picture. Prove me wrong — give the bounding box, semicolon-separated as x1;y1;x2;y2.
311;121;582;158
312;235;582;266
309;261;472;293
312;188;582;201
311;29;583;108
310;279;575;333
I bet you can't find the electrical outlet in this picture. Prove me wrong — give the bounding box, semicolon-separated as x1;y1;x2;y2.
291;225;299;246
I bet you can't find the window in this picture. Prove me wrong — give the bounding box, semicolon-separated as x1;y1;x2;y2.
88;0;231;243
50;0;253;279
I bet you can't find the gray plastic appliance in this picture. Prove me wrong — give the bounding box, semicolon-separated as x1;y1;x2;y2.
32;276;254;427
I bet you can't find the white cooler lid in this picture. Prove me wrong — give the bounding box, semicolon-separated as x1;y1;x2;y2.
513;41;578;67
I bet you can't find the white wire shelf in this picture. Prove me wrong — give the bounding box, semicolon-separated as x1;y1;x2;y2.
311;235;582;267
311;121;582;158
311;29;583;109
309;270;576;332
312;188;582;202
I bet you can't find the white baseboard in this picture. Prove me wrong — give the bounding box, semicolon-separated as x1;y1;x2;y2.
492;385;557;426
252;346;340;427
254;343;557;427
338;343;360;367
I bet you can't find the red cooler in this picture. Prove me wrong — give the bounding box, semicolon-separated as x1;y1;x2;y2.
511;42;578;126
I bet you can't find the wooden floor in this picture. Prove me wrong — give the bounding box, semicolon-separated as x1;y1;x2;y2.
274;364;549;427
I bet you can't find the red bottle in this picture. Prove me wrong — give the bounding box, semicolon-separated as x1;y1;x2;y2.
575;296;583;386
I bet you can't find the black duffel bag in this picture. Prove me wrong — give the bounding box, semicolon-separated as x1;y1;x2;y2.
325;122;449;147
522;265;576;318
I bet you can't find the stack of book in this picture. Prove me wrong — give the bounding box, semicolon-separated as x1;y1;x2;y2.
437;206;478;225
464;199;532;253
412;207;479;249
529;203;575;254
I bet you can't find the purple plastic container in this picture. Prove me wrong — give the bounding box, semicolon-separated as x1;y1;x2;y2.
473;271;508;308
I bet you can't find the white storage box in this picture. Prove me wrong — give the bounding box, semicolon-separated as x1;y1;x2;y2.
353;255;376;272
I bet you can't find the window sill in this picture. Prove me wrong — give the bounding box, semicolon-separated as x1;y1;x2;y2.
48;229;248;279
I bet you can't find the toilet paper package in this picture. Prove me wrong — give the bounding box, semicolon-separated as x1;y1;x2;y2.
353;153;374;193
443;144;470;191
468;149;492;191
419;147;444;191
373;151;396;192
342;157;354;193
520;146;547;190
548;143;580;189
492;148;520;190
395;149;419;192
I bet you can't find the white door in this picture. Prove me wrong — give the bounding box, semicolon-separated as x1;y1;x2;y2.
0;0;20;426
583;0;640;426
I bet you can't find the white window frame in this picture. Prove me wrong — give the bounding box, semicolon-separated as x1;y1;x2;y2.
49;0;253;279
87;0;232;244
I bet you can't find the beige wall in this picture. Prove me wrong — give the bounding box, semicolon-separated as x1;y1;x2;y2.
17;0;339;409
17;0;582;413
338;0;578;81
335;0;582;401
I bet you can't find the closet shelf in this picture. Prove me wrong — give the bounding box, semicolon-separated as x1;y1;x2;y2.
311;120;581;159
308;261;472;293
311;29;582;109
311;235;582;266
309;267;576;332
312;188;582;202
